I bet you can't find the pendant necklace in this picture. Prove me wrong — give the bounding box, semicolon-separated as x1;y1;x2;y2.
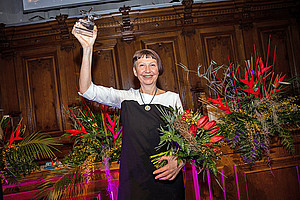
139;87;158;111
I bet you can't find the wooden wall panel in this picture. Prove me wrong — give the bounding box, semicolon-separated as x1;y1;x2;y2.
116;40;141;90
0;58;19;115
204;34;237;68
24;55;63;134
92;48;118;88
245;166;300;200
140;33;189;107
145;41;180;93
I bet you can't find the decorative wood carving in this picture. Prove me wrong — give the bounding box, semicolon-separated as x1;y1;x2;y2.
55;14;70;40
119;5;135;42
0;23;14;58
238;2;254;30
182;0;194;25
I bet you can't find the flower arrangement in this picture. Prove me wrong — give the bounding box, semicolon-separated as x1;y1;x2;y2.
187;42;300;166
150;106;224;176
36;99;122;200
0;115;59;194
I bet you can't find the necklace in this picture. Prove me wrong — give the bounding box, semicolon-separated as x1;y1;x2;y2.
139;87;158;111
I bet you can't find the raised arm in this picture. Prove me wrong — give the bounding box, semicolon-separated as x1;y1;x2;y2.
71;20;98;94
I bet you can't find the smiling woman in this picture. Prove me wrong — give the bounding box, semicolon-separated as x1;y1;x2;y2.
72;22;186;200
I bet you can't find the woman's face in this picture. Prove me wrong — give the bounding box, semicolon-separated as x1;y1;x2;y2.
133;56;159;87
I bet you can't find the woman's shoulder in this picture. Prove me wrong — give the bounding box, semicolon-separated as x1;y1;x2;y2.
160;91;180;98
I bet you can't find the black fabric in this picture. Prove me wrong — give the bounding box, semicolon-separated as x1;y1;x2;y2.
118;100;185;200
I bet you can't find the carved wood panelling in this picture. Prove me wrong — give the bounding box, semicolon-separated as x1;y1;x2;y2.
145;41;179;93
140;35;189;107
258;25;299;94
24;56;63;134
93;46;120;88
0;58;19;115
204;34;236;67
202;32;237;98
259;28;292;77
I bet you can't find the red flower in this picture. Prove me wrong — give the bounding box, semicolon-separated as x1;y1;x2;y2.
188;124;197;137
210;135;223;143
238;68;260;97
184;110;191;115
203;120;216;130
197;116;209;127
7;124;23;148
66;124;88;137
181;110;191;121
208;93;231;114
208;126;219;134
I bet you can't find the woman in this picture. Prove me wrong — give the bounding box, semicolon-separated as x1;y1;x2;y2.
72;21;185;200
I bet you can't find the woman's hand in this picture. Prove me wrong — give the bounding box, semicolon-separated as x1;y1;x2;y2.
153;156;185;181
72;20;97;49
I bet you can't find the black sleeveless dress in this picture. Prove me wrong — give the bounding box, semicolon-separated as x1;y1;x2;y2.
118;101;184;200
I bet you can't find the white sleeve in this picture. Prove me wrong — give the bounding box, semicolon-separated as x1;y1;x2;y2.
78;82;127;108
174;94;184;112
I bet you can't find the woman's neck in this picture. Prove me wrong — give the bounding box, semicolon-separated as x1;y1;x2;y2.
140;85;157;95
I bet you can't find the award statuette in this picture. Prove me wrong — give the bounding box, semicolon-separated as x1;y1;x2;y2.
74;8;95;37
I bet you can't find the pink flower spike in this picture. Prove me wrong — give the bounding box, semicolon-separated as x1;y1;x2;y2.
114;126;123;141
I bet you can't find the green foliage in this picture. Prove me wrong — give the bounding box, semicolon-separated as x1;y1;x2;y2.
35;101;123;199
151;106;224;176
0;116;60;185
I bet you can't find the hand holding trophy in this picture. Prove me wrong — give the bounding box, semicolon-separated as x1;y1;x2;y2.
72;8;98;48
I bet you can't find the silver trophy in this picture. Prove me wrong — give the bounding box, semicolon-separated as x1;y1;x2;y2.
74;8;96;37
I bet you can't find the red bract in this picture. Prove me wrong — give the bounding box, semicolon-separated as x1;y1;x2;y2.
257;58;272;78
197;116;209;127
7;124;23;148
238;68;260;97
66;124;88;137
208;93;231;114
188;124;197;137
210;135;224;143
203;120;216;130
208;126;219;134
